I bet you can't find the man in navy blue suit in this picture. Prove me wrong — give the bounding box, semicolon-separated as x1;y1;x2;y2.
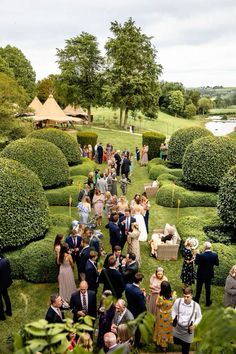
108;213;122;252
85;250;99;292
45;294;64;323
78;238;91;281
0;255;12;320
194;241;219;306
99;256;125;299
70;281;97;323
66;229;82;279
119;208;136;249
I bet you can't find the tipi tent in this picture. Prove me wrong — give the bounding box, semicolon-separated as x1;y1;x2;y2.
28;96;43;115
34;94;71;123
64;105;88;119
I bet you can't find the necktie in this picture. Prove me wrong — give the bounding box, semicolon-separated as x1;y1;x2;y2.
82;293;87;313
126;217;129;231
73;237;77;249
57;308;62;319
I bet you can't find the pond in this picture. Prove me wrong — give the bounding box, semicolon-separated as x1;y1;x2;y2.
205;116;236;136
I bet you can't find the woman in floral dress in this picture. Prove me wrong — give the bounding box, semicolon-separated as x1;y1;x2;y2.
180;239;195;288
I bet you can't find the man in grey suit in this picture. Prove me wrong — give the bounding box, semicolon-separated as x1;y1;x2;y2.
104;332;130;353
111;299;134;334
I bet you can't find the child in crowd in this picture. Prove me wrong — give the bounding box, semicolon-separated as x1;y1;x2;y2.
120;174;130;195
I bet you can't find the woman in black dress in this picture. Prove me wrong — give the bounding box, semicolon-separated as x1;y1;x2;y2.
180;239;195;289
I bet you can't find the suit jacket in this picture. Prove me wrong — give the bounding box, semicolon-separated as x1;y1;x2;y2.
121;261;139;284
195;250;219;280
108;222;122;248
125;283;146;318
45;306;64;323
65;235;82;261
97;145;103;157
103;253;126;272
99;268;125;299
121;157;131;174
85;259;99;291
78;246;91;273
112;308;134;326
0;257;12;290
70;290;97;323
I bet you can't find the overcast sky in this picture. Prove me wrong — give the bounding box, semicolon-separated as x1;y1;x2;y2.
0;0;235;87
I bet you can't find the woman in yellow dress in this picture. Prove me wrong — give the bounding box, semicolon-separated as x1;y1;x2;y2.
153;280;176;352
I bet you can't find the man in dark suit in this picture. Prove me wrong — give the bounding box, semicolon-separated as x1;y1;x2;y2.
121;253;139;284
121;154;131;182
194;241;219;306
119;208;136;249
114;150;121;176
66;229;82;279
125;273;146;348
97;143;103;164
45;294;64;323
70;280;97;323
85;250;99;292
108;214;122;252
99;256;125;299
103;245;125;272
78;238;91;281
0;255;12;320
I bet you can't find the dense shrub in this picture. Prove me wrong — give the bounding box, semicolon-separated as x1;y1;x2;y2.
147;157;167;172
70;158;96;176
149;165;183;180
4;249;23;279
176;216;210;244
183;136;236;189
8;126;32;141
158;173;179;182
29;128;81;166
217;165;236;228
0;158;49;250
168;127;212;166
77;131;98;148
1;138;70;188
156;181;217;208
0;136;8;150
21;239;58;283
212;243;236;285
142;131;166;160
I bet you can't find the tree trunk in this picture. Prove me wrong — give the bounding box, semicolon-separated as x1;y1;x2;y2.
123;107;129;129
87;105;91;124
119;107;123;127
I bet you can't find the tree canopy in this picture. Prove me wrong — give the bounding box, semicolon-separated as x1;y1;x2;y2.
104;18;162;128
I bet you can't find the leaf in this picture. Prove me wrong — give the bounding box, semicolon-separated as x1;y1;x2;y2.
50;332;68;344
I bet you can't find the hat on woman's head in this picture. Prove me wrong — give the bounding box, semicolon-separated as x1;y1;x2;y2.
156;266;164;272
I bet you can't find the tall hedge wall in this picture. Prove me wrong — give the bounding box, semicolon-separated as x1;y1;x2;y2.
168;127;213;166
77;131;98;148
29;128;81;166
1;138;70;188
183;136;236;189
142;131;166;160
0;158;49;251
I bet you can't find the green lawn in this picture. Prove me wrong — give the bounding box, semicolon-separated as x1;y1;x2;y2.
1;127;224;353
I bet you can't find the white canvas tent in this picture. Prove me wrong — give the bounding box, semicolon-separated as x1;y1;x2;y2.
64;105;88;119
28;96;43;115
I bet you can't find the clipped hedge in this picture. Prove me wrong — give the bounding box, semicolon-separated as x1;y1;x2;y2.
183;136;236;189
0;158;49;250
212;243;236;285
4;249;23;279
156;181;217;208
217;165;236;228
21;239;58;283
149;165;183;180
142;131;166;160
29;128;81;166
77;131;98;148
168;127;212;166
1;138;70;188
147;157;167;172
176;215;210;244
70;158;96;176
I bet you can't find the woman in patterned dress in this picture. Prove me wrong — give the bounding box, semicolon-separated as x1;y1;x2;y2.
153;281;176;352
180;239;195;289
148;267;168;315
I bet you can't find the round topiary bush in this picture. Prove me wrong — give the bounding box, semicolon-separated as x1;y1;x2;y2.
77;131;98;148
0;158;49;250
70;158;96;176
29;128;81;166
1;138;70;188
168;127;212;166
142;131;166;160
212;243;236;286
149;164;183;180
217;165;236;228
183;136;236;189
21;239;58;283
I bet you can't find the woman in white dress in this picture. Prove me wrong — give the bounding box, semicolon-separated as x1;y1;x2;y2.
131;197;148;242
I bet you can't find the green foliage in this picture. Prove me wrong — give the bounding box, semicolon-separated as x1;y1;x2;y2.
29;128;81;166
147;157;167;172
1;138;70;188
149;164;182;180
198;96;213;115
183;136;236;189
70;158;96;176
212;243;236;285
0;158;49;250
0;56;14;77
168;126;212;166
21;239;58;283
104;18;162;128
142;131;166;160
36;74;66;106
183;102;197;118
156;180;217;208
76;131;98;148
4;249;23;279
194;307;236;354
8;126;32;141
57;32;104;122
217;165;236;228
176;215;212;244
168;90;185;116
228;131;236;140
0;45;36;96
159;81;185;112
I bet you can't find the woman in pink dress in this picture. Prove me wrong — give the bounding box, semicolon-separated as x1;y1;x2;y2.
148;267;168;315
92;188;105;226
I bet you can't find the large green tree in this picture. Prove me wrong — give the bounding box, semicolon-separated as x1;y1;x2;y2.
159;81;185;111
56;32;104;123
0;45;36;97
168;90;185;116
104;18;162;128
198;96;213;115
36;74;66;107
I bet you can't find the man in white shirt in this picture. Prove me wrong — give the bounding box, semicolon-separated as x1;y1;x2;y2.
45;294;64;323
111;299;134;334
172;287;202;354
